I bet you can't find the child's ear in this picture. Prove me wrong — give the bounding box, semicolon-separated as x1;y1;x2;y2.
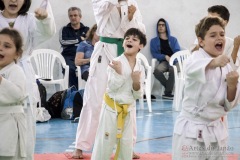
14;55;19;63
197;37;204;48
223;20;228;26
15;50;22;61
139;44;144;50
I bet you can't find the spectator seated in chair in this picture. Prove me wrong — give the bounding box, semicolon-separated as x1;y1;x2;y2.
150;18;181;100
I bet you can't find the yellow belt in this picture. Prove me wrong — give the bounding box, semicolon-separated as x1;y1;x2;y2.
103;93;129;160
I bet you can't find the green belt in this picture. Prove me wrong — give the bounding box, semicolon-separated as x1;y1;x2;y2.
100;36;124;56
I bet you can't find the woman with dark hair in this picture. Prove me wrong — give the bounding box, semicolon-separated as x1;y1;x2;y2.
0;0;56;159
75;24;99;81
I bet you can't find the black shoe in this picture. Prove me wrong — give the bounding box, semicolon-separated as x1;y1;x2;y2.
151;95;156;99
162;94;174;100
143;95;156;100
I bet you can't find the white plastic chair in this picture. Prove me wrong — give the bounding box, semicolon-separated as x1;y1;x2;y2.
137;52;152;112
151;47;187;96
169;49;191;111
76;66;86;90
30;49;69;90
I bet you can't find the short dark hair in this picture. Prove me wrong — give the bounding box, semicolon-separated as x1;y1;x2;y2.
0;0;31;15
124;28;147;47
157;18;168;34
158;18;166;24
0;28;23;60
195;16;225;40
208;5;230;22
68;7;82;17
86;24;97;41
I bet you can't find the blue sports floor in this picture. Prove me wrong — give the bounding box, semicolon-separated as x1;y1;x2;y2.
35;98;240;156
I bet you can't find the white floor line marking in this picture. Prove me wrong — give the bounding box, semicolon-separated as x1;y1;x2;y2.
154;99;173;102
65;149;74;152
136;116;144;118
69;145;75;148
154;113;163;115
145;114;153;117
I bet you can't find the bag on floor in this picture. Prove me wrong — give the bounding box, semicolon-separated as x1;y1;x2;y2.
36;107;51;122
73;89;84;119
61;86;84;120
36;79;48;109
36;79;51;122
47;90;65;118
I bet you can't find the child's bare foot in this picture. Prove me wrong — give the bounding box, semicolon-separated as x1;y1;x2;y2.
72;149;83;159
132;152;140;159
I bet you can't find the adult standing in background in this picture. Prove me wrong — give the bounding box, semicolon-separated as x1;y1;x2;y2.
73;0;146;159
0;0;56;159
150;18;180;100
59;7;89;88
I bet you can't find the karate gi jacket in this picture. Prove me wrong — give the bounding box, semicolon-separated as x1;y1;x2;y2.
0;62;27;157
174;48;240;148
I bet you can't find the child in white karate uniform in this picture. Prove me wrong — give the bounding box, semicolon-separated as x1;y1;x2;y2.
0;1;56;159
73;0;145;159
0;28;27;160
91;28;146;160
172;16;240;160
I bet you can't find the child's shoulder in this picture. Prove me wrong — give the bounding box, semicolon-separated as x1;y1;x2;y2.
7;63;24;74
19;13;35;20
0;63;25;78
114;54;125;61
185;49;207;65
192;48;208;58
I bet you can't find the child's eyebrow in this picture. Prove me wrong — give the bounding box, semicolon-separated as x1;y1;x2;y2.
3;41;13;46
209;32;217;34
126;35;138;37
209;30;225;35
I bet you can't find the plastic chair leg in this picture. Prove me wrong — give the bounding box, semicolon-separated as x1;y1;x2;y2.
139;97;144;110
146;92;152;112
